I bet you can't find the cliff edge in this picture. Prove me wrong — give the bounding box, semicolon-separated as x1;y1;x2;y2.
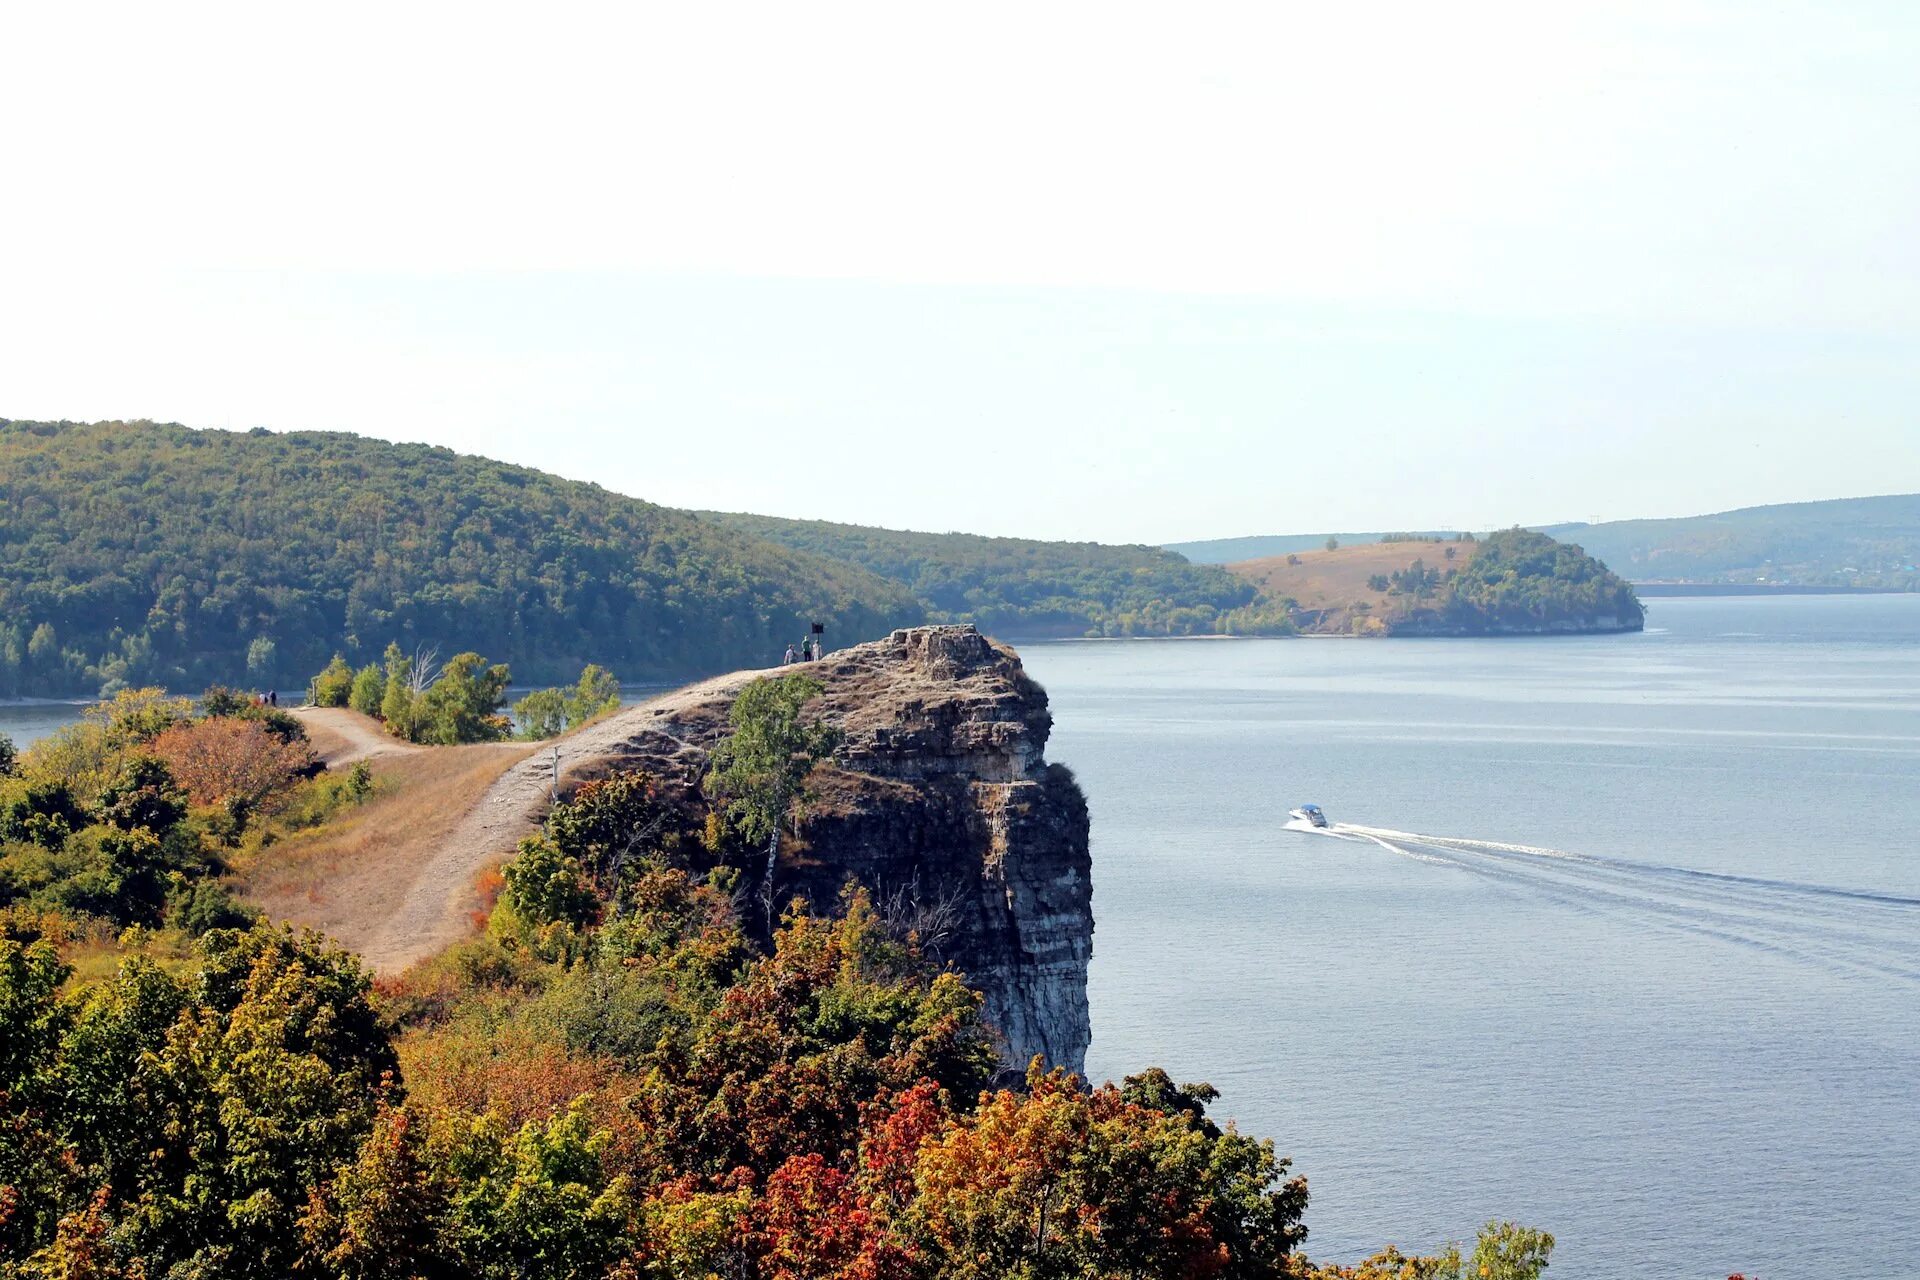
559;625;1094;1076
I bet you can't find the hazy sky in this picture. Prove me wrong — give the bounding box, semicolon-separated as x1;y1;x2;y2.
5;2;1917;542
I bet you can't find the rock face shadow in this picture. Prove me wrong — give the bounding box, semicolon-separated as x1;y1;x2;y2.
574;625;1094;1077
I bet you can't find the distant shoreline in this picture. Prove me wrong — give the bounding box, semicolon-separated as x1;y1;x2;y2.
1631;582;1914;597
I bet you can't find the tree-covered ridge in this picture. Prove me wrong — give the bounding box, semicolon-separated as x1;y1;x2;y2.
702;511;1295;638
0;420;923;698
1442;528;1644;631
1543;492;1920;588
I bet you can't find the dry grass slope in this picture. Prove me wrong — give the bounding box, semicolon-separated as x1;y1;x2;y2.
1229;540;1478;632
239;743;535;959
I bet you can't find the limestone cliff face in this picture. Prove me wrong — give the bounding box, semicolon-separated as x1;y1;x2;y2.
574;625;1094;1077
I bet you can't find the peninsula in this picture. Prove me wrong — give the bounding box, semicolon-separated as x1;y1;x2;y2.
1230;529;1644;636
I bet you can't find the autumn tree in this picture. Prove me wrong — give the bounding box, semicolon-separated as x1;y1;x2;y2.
913;1063;1308;1280
149;716;316;807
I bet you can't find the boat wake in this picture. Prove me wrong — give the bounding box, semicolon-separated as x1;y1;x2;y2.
1303;821;1920;982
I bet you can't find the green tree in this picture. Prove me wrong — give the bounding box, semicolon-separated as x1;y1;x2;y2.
565;664;621;726
0;731;15;777
348;663;385;716
499;835;600;933
703;673;840;925
247;635;278;681
1324;536;1340;552
310;655;354;706
378;643;414;738
512;688;569;740
414;653;511;745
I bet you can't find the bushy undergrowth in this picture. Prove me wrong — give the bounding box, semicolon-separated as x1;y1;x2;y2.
0;691;1554;1279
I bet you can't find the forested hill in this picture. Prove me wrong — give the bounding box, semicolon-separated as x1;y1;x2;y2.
1228;528;1643;636
0;420;921;698
700;511;1293;638
1541;493;1920;588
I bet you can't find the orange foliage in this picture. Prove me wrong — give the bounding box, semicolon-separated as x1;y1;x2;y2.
148;716;315;807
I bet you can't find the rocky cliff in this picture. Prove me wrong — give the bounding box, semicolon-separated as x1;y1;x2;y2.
569;625;1094;1077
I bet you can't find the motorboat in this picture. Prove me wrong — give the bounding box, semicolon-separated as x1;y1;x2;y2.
1289;803;1329;829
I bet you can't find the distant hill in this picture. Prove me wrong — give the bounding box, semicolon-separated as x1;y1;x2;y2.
1170;494;1920;588
700;512;1293;639
0;420;922;698
1539;494;1920;587
1165;530;1463;564
1228;529;1643;636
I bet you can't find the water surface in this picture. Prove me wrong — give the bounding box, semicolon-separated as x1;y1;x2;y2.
1024;595;1920;1280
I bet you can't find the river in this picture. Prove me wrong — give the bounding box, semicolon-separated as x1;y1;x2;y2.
1022;594;1920;1279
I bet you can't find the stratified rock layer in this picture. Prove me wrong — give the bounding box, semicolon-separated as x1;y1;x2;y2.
574;625;1094;1076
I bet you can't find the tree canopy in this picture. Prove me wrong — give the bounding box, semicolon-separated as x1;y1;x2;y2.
0;419;922;698
1444;528;1644;630
704;511;1295;638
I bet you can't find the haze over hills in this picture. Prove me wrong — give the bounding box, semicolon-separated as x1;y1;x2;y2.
1170;494;1920;590
1538;494;1920;588
0;419;922;698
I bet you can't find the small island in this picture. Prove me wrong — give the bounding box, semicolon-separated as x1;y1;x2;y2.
1229;528;1645;636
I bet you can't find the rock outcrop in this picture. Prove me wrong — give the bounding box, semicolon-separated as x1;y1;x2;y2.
569;625;1094;1077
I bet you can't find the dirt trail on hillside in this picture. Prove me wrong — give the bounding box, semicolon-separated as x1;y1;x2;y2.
341;667;771;974
292;706;424;766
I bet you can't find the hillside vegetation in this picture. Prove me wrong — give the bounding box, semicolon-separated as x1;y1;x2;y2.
0;420;922;698
1172;494;1920;589
0;679;1552;1279
704;511;1294;637
1542;493;1920;588
1231;529;1643;635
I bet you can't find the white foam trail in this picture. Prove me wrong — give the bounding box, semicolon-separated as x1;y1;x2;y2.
1342;828;1457;866
1321;820;1920;983
1337;823;1582;860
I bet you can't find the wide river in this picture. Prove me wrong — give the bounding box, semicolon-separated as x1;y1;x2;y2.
1023;595;1920;1280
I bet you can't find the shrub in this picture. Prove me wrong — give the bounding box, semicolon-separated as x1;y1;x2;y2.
310;654;354;707
415;653;511;745
499;836;599;932
348;663;386;716
380;645;416;740
513;688;570;741
511;664;622;741
149;716;316;808
567;664;620;725
0;732;15;777
166;878;260;935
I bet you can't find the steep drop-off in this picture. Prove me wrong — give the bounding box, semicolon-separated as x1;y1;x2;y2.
290;626;1095;1076
576;625;1094;1076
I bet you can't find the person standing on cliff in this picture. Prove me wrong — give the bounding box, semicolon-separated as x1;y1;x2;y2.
783;643;797;665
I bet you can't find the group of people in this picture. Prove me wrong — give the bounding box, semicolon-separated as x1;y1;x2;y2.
781;636;824;665
255;689;280;707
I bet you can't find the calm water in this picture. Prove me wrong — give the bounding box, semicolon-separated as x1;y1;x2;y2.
0;701;90;752
1024;595;1920;1280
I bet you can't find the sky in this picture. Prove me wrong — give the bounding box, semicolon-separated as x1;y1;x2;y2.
3;1;1917;543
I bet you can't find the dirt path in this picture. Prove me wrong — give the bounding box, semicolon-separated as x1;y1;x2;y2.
336;667;773;974
292;706;424;766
